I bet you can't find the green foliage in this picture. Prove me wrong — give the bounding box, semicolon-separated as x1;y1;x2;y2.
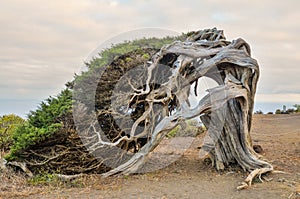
294;104;300;112
28;89;72;127
5;89;72;160
0;114;25;151
74;35;187;85
286;108;295;114
166;120;205;138
27;173;83;187
142;53;150;60
125;57;133;62
27;173;59;186
254;110;263;114
274;106;297;114
167;125;181;138
85;35;186;70
5;34;188;162
6;123;62;160
275;109;281;114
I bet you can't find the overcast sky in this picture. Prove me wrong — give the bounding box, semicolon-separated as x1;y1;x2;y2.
1;0;300;117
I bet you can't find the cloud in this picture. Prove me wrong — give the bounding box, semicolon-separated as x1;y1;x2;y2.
0;0;299;116
256;94;300;103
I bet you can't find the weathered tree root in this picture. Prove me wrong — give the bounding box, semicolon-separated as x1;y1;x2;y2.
237;166;273;190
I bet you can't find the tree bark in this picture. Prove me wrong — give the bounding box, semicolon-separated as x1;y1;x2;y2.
80;28;273;189
10;29;274;189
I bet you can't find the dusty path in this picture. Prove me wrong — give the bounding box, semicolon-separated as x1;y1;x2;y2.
2;114;300;199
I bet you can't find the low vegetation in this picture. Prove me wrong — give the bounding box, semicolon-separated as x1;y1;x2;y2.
167;120;205;138
255;104;300;115
5;89;72;161
1;29;299;194
0;114;25;153
2;34;189;175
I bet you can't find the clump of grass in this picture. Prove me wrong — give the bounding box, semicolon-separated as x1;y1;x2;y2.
27;173;85;188
28;173;60;186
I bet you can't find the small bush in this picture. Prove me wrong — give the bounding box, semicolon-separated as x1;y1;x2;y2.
0;114;25;152
286;108;295;114
275;109;281;114
293;104;300;113
254;110;263;114
5;89;72;161
6;123;62;161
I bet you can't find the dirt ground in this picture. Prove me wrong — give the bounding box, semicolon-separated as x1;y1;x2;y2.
1;114;300;199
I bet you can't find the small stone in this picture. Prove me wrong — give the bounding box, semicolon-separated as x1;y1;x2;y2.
278;178;286;182
253;145;263;153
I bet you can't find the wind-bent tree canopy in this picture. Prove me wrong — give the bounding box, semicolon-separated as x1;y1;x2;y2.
73;28;273;189
5;35;186;174
6;28;272;189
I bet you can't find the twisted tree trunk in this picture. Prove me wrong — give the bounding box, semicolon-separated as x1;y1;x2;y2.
75;28;273;189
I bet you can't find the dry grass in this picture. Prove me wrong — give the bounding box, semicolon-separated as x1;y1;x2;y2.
0;167;124;199
0;168;42;198
1;114;299;198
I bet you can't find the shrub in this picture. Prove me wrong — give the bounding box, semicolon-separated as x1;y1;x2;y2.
286;108;295;114
5;89;72;161
254;110;263;114
0;114;25;152
275;109;281;114
4;34;190;174
294;104;300;113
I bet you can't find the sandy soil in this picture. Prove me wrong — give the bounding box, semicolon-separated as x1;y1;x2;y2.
1;114;300;199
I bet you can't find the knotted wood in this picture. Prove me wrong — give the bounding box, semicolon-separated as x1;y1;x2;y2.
77;28;273;189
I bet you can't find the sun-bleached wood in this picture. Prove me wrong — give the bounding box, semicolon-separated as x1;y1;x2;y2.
99;28;273;189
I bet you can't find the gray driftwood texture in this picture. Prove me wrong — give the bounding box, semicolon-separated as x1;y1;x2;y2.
99;28;273;189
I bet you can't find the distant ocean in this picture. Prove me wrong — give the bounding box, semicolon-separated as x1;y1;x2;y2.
0;99;298;118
